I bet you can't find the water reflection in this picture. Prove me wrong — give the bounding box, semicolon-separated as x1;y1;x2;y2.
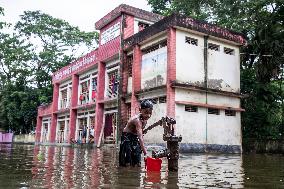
1;144;284;188
178;154;244;188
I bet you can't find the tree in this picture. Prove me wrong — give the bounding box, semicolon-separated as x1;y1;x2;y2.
147;0;284;139
15;10;99;103
0;8;99;133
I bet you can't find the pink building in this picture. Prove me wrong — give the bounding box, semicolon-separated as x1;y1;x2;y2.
36;4;246;153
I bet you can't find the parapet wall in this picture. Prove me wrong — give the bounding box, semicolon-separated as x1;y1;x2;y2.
13;134;35;144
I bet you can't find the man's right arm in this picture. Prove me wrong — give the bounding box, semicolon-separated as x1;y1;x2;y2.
133;119;147;156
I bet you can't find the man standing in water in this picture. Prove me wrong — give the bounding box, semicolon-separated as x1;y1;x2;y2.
119;99;153;167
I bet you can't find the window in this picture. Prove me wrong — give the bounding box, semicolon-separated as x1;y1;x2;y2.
59;83;71;109
60;89;68;109
143;97;166;105
151;98;158;104
126;55;133;77
224;47;235;55
142;40;167;54
159;96;167;103
185;105;198;112
91;77;97;102
208;108;220;115
106;70;119;98
138;21;149;31
208;43;220;51
185;36;198;46
79;80;90;105
225;110;236;116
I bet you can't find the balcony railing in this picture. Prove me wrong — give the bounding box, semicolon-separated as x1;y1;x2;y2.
60;98;70;109
79;92;90;105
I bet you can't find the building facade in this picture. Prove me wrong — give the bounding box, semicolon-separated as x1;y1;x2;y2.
36;4;246;153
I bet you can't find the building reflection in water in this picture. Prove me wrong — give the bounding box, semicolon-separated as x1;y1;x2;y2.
177;154;244;188
31;147;243;188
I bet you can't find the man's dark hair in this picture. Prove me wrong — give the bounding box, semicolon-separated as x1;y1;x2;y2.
140;99;153;110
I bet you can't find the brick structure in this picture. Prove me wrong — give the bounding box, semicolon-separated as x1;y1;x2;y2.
36;4;246;153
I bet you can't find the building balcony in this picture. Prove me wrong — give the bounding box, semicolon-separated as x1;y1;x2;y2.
59;98;70;110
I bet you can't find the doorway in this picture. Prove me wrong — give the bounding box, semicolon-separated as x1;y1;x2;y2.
104;112;117;144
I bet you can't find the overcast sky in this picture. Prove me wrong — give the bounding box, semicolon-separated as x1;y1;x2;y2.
0;0;152;32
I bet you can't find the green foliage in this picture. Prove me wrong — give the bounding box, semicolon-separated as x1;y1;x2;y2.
148;0;215;20
0;8;99;133
147;0;284;139
0;85;38;133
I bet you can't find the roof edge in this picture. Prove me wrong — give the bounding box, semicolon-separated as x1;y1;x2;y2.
95;4;163;30
123;13;247;49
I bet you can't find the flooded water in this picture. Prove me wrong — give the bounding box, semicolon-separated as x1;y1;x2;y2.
0;144;283;189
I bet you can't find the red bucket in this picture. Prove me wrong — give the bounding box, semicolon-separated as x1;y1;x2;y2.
145;157;162;172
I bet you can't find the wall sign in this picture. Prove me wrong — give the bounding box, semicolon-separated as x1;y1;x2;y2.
53;54;96;81
101;22;120;45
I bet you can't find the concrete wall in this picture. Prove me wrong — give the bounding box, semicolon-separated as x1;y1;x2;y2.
207;93;240;108
13;134;35;143
176;30;204;85
175;88;206;104
144;101;167;143
139;89;167;143
175;29;240;93
207;110;241;146
207;38;240;92
176;104;207;144
175;87;242;146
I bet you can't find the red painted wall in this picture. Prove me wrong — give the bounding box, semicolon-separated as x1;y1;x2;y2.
166;28;176;117
95;62;106;145
131;45;142;116
69;74;79;142
123;15;134;39
50;84;59;142
35;116;42;142
98;17;121;61
38;104;52;116
52;50;98;84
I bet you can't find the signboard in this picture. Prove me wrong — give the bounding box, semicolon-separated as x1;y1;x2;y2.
53;53;96;82
101;22;120;45
141;47;167;89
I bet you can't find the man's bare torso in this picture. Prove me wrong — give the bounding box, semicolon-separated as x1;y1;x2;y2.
123;114;147;135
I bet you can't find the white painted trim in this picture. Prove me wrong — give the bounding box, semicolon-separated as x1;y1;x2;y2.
106;65;119;73
79;68;97;79
59;80;72;88
104;109;118;114
140;36;167;50
127;51;133;56
105;58;119;68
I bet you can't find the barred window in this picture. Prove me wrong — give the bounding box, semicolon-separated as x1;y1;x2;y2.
142;40;167;54
225;110;236;116
185;105;198;112
151;98;158;104
159;96;167;103
185;36;198;46
208;108;220;115
208;43;220;51
224;47;235;55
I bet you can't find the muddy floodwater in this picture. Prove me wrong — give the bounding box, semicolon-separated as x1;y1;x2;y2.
0;144;283;188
